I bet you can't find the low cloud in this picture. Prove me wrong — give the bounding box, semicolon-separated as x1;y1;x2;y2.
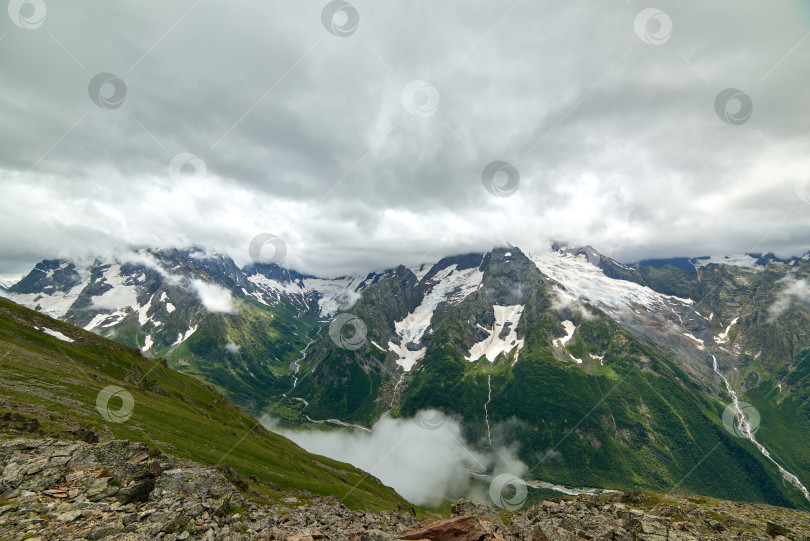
550;287;597;321
768;277;810;322
261;410;527;507
90;287;137;311
191;279;235;314
224;341;241;354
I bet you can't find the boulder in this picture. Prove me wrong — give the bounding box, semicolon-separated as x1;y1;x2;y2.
398;515;501;541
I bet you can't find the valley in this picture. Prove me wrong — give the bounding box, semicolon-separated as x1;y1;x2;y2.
2;245;810;513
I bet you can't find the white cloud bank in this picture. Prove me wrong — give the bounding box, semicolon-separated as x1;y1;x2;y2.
262;410;527;506
768;277;810;322
191;279;235;314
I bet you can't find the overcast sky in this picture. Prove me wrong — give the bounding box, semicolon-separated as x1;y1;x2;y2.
2;1;809;277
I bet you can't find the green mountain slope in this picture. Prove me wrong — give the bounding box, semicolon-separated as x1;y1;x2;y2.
291;248;810;510
0;297;410;512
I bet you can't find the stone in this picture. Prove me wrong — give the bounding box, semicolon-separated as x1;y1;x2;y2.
56;509;82;522
398;515;497;541
360;529;397;541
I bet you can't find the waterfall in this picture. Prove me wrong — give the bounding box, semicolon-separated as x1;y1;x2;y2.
712;355;810;502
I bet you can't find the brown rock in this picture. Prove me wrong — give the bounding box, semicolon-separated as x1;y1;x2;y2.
398;515;499;541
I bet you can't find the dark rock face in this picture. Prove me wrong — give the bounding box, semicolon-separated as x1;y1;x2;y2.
2;437;810;540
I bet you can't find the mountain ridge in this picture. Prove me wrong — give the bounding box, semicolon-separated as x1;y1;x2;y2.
3;244;810;512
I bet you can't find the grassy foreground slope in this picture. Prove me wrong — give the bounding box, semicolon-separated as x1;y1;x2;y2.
0;297;410;512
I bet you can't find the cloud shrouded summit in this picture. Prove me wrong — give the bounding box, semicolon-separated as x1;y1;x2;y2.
2;1;810;277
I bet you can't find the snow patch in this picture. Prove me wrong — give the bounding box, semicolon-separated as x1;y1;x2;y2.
387;341;425;372
84;313;111;331
395;264;483;345
137;294;154;325
390;263;484;370
682;332;705;350
408;263;434;282
172;325;198;345
466;305;525;363
715;317;740;344
556;320;576;346
39;327;74;343
305;277;364;317
554;320;582;363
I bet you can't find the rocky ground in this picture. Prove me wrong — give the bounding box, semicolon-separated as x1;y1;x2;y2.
1;437;809;540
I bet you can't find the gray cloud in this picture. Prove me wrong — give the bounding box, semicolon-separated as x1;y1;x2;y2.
768;276;810;321
2;1;810;278
261;410;527;507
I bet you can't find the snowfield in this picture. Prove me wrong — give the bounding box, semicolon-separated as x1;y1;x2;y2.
246;273;368;317
553;320;582;363
715;317;740;344
466;304;525;363
390;262;484;370
528;251;694;312
38;327;74;343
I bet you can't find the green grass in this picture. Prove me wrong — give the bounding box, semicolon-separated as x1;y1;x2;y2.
396;295;810;510
0;297;418;513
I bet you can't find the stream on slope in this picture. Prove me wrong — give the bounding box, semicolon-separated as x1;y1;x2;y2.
282;328;373;432
712;355;810;502
484;375;492;446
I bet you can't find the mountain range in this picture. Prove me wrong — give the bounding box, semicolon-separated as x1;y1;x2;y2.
3;244;810;511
